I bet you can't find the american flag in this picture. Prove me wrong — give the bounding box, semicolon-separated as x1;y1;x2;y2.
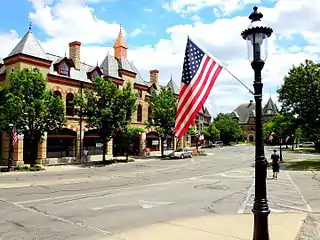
12;127;18;146
174;38;223;139
268;132;275;141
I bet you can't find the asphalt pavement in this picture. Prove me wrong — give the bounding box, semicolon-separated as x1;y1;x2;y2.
0;145;319;240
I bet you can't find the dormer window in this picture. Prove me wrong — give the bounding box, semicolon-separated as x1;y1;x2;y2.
87;66;103;80
92;70;100;79
60;62;69;76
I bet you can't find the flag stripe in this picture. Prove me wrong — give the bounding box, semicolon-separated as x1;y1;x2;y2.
175;57;214;128
176;65;222;138
174;38;223;139
175;58;216;133
176;62;220;138
176;56;210;114
12;128;18;146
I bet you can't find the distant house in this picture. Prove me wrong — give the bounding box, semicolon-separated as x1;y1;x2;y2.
230;97;278;142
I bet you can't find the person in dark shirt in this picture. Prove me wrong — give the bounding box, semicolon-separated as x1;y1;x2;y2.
271;149;280;179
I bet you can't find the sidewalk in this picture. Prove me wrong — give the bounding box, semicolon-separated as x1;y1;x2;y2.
101;213;306;240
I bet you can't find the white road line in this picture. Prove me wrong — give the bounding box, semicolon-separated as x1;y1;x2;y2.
273;203;309;212
246;203;285;213
92;203;135;211
268;196;307;206
237;179;255;214
285;171;313;212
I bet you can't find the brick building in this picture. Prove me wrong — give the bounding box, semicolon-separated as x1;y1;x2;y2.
0;26;189;166
230;97;278;142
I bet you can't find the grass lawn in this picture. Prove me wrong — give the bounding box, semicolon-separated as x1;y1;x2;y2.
282;148;319;154
285;158;320;171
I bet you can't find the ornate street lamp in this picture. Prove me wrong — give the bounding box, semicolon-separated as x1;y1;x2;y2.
241;6;273;240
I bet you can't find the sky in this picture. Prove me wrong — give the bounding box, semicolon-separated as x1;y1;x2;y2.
0;0;319;117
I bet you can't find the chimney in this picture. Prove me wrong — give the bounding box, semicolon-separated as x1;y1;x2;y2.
150;69;159;88
69;41;81;70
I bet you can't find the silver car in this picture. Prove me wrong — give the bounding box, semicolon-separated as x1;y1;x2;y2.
298;142;315;148
169;148;193;159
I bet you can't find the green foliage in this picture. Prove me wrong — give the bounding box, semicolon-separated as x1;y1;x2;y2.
74;78;136;161
202;123;220;142
147;88;178;136
264;114;295;139
213;113;242;145
147;88;178;156
295;128;302;143
186;127;196;136
278;59;320;142
123;126;145;140
0;68;66;165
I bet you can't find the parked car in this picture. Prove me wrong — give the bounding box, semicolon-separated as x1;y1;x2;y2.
298;142;315;148
168;148;193;159
212;141;223;147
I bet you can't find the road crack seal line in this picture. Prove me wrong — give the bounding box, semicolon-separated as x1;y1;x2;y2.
1;197;118;238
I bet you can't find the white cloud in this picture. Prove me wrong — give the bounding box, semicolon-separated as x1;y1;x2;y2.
0;30;20;58
2;0;320;117
143;8;153;12
163;0;260;16
190;15;201;22
28;0;120;44
130;29;142;37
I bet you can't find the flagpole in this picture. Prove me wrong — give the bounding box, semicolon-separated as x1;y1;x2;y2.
187;36;254;95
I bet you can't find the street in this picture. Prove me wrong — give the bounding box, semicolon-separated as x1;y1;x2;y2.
0;145;319;239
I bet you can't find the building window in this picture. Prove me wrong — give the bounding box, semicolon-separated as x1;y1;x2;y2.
137;104;142;122
66;93;74;116
92;70;100;79
137;89;142;98
53;91;62;98
59;62;69;76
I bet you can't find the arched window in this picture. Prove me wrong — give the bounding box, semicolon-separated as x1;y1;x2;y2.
59;62;69;76
148;106;152;123
137;104;142;122
53;91;62;98
66;93;74;116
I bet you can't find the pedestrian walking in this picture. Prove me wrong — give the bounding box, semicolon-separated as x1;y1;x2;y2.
83;149;89;163
270;149;280;179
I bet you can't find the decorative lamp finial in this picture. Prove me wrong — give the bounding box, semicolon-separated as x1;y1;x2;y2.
249;6;263;22
28;22;32;32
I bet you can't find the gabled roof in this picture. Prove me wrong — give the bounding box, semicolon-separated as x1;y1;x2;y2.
231;100;256;124
166;75;179;95
263;97;278;115
47;53;94;83
203;107;211;117
100;53;149;86
6;30;50;61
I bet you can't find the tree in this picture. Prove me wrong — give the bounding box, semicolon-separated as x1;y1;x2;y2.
147;88;178;157
264;114;295;146
0;68;66;166
123;126;145;160
74;78;136;162
202;123;220;142
186;127;196;136
278;59;320;146
213;113;242;145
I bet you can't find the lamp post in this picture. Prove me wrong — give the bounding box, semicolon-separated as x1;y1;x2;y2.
241;6;273;240
7;124;14;172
